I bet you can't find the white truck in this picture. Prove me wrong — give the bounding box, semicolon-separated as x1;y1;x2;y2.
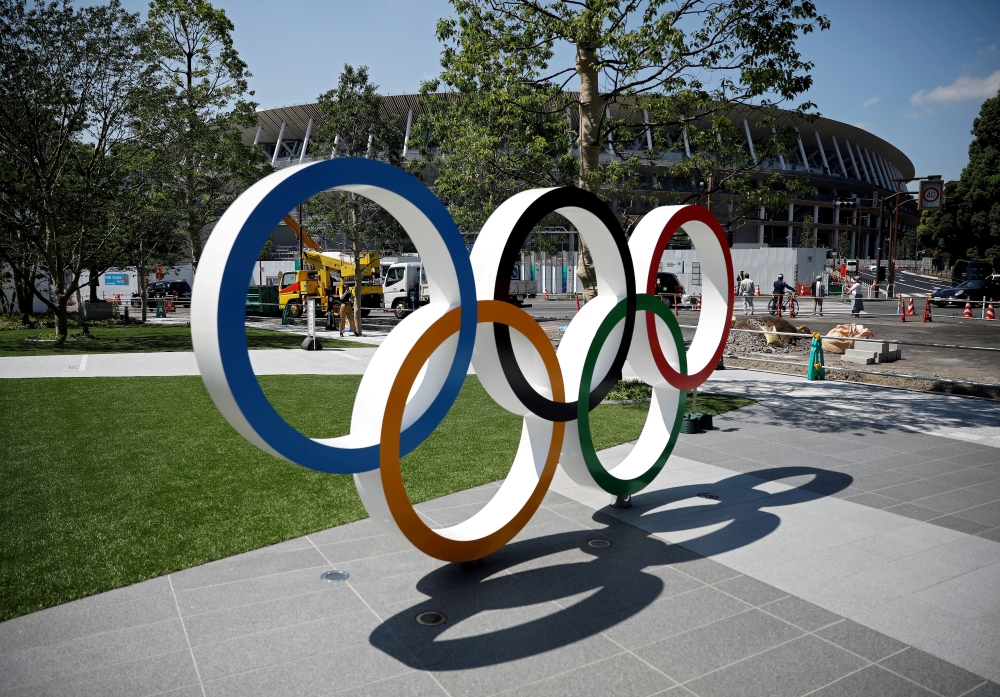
381;258;537;319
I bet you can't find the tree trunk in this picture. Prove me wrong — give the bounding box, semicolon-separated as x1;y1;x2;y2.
350;194;363;337
575;44;603;301
89;266;99;301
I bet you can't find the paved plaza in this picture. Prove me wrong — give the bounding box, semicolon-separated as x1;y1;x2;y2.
2;367;1000;696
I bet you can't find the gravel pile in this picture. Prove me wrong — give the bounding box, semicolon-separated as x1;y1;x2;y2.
726;318;811;356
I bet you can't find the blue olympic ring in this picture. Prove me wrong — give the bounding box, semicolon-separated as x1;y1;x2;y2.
207;158;477;474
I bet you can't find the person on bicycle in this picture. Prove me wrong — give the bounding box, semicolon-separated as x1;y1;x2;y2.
772;274;795;300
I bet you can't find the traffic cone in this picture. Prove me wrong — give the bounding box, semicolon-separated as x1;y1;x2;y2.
963;302;974;318
906;298;916;316
574;293;581;311
696;295;702;312
900;296;906;323
755;285;761;296
987;303;996;320
789;295;796;318
923;297;932;323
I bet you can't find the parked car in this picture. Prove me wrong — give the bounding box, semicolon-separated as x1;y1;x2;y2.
655;272;685;298
147;280;192;306
931;277;1000;307
952;259;994;286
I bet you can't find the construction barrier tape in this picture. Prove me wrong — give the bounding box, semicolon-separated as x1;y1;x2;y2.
193;162;734;561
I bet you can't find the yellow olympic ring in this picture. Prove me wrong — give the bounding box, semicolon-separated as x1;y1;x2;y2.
377;300;565;562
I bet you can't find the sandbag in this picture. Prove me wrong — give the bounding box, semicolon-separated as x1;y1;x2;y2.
822;324;874;354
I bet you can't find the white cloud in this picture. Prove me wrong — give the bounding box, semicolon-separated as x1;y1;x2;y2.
978;44;997;55
862;96;879;108
911;70;1000;104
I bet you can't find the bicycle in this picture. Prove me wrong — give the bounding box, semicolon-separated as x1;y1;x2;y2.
767;293;798;317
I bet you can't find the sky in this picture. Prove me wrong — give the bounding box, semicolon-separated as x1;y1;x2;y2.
118;0;1000;182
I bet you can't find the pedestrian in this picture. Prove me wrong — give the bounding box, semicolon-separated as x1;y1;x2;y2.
739;275;755;315
339;286;357;336
811;275;825;316
848;278;865;317
735;269;749;294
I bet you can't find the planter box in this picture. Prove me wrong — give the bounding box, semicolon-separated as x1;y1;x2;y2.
82;300;114;320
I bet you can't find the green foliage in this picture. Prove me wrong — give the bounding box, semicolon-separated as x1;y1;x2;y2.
0;0;158;338
434;0;826;195
0;374;656;620
308;65;408;254
918;90;1000;264
143;0;269;268
800;214;816;248
414;82;577;237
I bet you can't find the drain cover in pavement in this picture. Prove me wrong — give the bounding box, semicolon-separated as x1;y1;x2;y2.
587;539;612;548
321;570;349;583
415;611;447;626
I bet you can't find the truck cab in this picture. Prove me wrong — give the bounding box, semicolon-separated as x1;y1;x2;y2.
382;262;423;318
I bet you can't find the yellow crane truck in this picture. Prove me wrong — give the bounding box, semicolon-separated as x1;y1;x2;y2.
276;215;383;317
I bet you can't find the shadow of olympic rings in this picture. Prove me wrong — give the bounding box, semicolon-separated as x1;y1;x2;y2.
369;466;851;670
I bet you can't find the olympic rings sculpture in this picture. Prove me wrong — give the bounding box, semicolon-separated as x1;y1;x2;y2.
192;158;734;563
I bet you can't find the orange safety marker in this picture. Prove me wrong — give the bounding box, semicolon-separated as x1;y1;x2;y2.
900;297;906;323
963;302;974;318
789;295;796;318
906;298;916;316
923;297;932;323
755;285;761;296
673;293;679;314
574;293;581;311
696;295;702;312
987;303;996;321
776;296;782;318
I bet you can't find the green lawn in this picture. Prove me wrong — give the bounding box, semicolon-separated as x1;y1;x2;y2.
0;373;747;621
0;325;374;356
605;380;756;416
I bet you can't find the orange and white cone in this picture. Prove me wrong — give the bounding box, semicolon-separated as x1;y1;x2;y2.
987;303;996;321
696;295;702;312
923;297;932;323
963;302;974;318
755;286;761;296
906;298;916;316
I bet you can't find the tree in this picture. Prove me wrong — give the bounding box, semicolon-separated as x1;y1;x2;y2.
436;0;828;298
918;91;1000;266
144;0;268;269
958;89;1000;265
800;213;815;248
414;81;577;237
310;65;405;336
0;0;155;340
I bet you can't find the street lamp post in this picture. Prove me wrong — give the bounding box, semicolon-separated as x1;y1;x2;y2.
886;175;940;296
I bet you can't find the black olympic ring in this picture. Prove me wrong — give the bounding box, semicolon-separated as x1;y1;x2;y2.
491;187;636;422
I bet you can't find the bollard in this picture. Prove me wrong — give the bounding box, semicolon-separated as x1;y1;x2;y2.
923;297;932;323
156;299;166;318
575;293;581;311
807;333;825;381
899;295;906;322
696;295;702;312
789;294;796;319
